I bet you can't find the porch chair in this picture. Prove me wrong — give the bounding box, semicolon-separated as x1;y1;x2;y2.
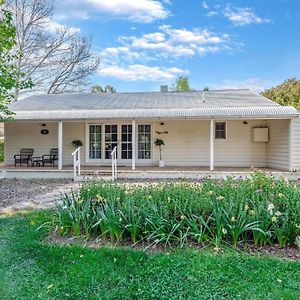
42;148;58;167
14;148;34;166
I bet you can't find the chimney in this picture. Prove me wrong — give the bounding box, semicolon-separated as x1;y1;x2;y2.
160;85;168;92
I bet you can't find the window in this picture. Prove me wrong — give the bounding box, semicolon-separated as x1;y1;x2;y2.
89;125;101;159
138;124;151;159
121;125;132;159
215;122;226;139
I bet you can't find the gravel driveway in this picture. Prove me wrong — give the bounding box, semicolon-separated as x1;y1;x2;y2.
0;179;73;209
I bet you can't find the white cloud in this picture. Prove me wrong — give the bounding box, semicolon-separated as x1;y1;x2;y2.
98;25;231;82
212;78;272;93
224;6;271;26
116;25;230;59
54;0;169;23
202;1;208;9
99;64;188;81
205;11;218;17
46;18;80;34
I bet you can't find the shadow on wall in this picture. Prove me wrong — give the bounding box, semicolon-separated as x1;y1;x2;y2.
0;123;3;137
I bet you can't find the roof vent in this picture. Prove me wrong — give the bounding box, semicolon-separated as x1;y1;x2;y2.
160;85;168;92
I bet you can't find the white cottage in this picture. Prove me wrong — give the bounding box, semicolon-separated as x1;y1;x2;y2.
1;88;300;180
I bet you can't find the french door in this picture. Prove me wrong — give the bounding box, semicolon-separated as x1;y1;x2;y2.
87;123;134;163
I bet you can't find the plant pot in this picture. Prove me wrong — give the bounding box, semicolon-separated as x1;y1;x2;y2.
159;160;165;168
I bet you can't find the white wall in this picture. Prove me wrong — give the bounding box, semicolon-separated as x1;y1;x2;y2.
153;120;267;167
291;117;300;171
4;119;291;170
266;119;290;171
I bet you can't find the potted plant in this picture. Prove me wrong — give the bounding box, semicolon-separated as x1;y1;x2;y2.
71;140;83;148
154;138;165;167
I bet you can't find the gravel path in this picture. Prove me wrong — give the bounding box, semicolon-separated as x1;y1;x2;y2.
0;179;79;214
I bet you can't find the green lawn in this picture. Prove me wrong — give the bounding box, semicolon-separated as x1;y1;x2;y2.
0;211;299;299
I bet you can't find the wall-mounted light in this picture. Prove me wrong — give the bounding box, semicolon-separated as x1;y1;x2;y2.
243;121;248;125
42;123;46;127
160;122;165;126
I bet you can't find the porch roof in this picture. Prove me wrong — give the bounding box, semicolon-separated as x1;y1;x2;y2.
6;89;299;120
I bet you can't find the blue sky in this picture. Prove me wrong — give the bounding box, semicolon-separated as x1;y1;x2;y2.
52;0;300;92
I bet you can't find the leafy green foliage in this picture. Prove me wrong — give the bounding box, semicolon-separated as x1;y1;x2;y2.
261;78;300;109
0;0;32;118
91;84;116;93
55;172;300;248
0;211;300;299
171;75;193;91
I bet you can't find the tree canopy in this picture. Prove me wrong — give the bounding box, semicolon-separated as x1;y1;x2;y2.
0;0;31;117
91;84;116;93
171;75;193;92
261;78;300;109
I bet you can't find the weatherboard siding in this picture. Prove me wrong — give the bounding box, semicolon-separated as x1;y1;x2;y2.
266;119;290;171
291;117;300;171
153;120;267;167
4;119;291;170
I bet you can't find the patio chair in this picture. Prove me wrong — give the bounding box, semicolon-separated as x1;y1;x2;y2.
14;148;34;166
42;148;58;167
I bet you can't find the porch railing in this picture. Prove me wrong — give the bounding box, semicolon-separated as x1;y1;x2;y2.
72;147;81;180
111;146;117;181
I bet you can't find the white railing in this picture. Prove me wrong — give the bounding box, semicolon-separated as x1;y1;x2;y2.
111;146;117;181
72;147;81;180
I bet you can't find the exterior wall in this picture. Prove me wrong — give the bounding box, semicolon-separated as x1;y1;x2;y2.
153;120;267;167
291;117;300;171
266;119;290;171
5;122;58;165
4;119;290;170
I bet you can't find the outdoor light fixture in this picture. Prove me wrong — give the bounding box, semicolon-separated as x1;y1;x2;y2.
243;121;248;125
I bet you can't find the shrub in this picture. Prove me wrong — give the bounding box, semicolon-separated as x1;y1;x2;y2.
55;172;300;248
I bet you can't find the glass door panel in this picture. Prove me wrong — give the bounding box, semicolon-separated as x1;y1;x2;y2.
105;125;118;159
138;124;151;159
89;125;101;159
121;125;132;159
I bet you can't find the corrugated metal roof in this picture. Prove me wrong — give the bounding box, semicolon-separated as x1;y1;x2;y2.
6;89;299;120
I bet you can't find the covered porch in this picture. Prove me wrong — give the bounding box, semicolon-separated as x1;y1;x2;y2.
2;116;297;180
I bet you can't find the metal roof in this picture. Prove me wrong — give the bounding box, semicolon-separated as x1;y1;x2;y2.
6;89;299;120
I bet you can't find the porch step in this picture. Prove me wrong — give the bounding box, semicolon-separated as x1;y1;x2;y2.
75;175;113;182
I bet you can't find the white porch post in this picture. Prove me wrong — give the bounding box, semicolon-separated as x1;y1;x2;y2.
289;118;294;172
210;119;214;171
132;119;136;170
58;121;63;170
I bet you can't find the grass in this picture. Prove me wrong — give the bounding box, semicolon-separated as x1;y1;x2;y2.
0;211;299;299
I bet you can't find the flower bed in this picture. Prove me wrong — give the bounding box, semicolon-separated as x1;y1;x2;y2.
55;172;300;249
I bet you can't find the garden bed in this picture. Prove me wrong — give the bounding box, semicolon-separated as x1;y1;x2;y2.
54;172;300;251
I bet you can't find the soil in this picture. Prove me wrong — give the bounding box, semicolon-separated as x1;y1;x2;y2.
47;233;300;260
0;179;72;208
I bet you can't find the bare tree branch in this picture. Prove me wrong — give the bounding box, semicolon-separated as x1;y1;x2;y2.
6;0;99;99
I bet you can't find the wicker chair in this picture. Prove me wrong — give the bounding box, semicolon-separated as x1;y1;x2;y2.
14;148;34;166
42;148;58;167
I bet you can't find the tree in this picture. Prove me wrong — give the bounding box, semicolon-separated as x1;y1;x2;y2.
261;78;300;109
91;84;116;93
0;0;30;117
171;75;192;92
6;0;99;99
203;86;209;91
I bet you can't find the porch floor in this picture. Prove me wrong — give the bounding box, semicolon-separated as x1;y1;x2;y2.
0;163;288;173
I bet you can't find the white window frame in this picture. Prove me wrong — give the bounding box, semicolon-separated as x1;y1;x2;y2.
85;123;103;163
215;121;227;141
137;122;153;162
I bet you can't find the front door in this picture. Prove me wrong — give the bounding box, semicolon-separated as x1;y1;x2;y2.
104;124;118;160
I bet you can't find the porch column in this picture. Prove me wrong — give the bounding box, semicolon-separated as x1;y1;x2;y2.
132;119;136;170
289;118;294;172
210;119;214;171
58;121;63;170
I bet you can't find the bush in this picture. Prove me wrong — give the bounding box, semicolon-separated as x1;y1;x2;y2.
55;172;300;248
0;138;4;162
